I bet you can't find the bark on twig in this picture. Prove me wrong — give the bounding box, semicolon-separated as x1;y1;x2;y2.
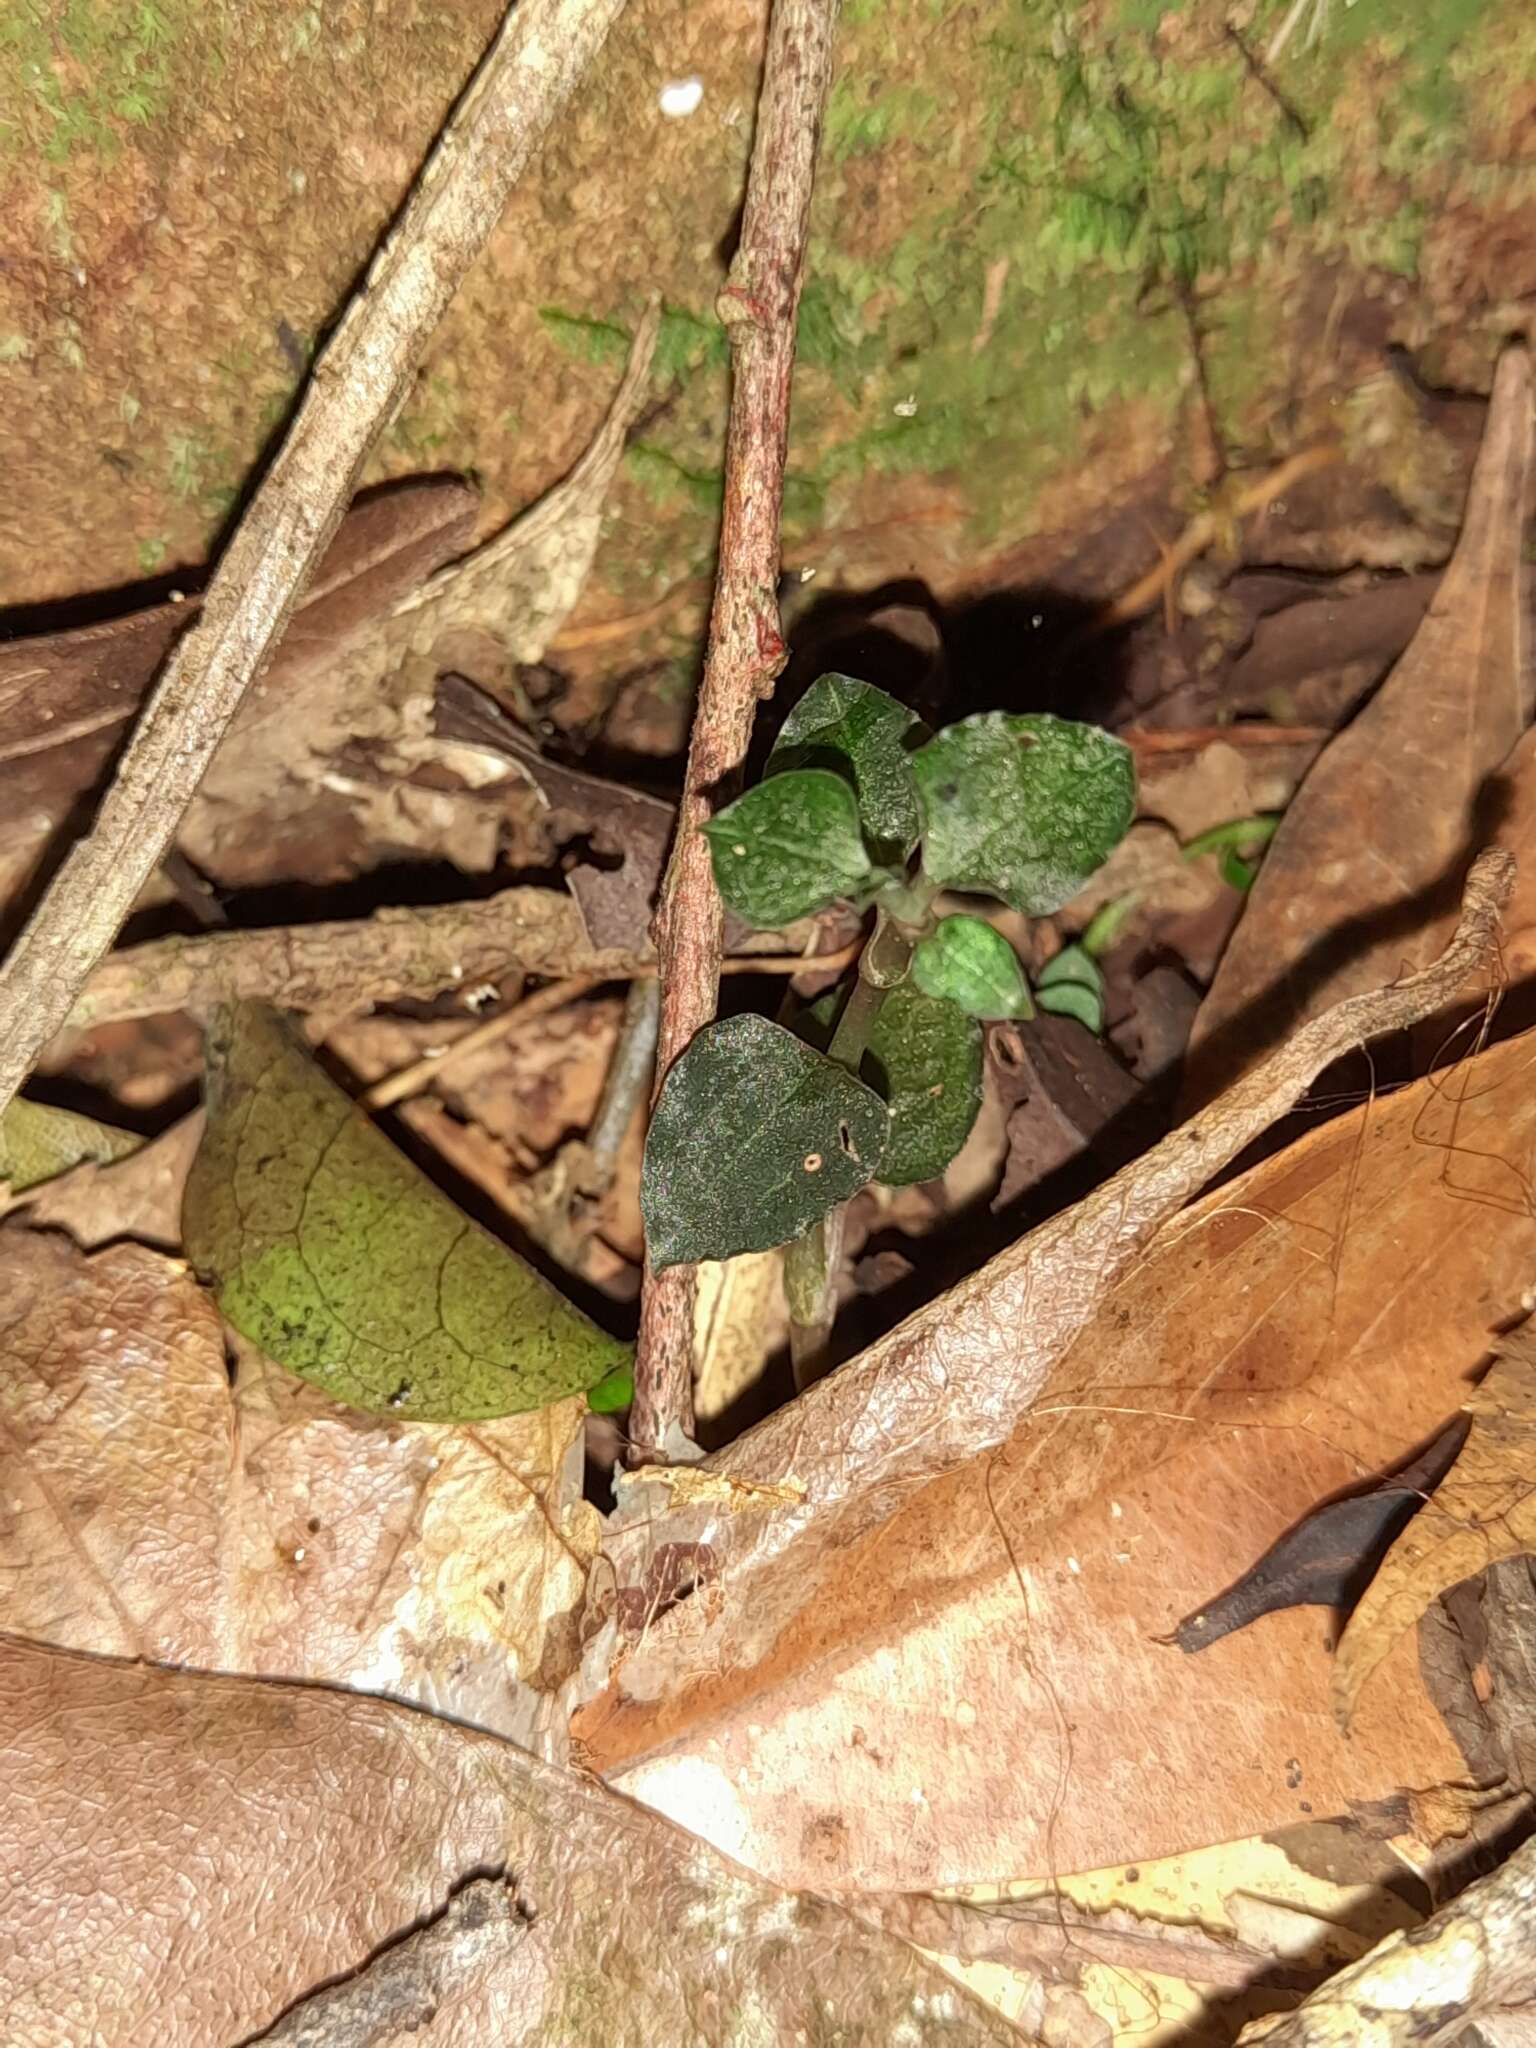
247;1877;526;2047
67;891;646;1030
0;0;629;1119
630;0;842;1460
1237;1827;1536;2045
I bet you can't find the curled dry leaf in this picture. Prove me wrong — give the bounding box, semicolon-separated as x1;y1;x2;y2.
1184;341;1534;1105
582;1010;1536;1890
1333;1332;1536;1732
0;1227;599;1753
0;1633;1023;2048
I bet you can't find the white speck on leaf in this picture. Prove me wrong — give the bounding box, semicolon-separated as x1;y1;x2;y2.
659;75;704;118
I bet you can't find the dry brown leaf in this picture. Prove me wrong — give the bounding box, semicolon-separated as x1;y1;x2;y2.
578;861;1508;1808
1333;1333;1536;1731
582;1022;1536;1889
0;1228;598;1753
0;1632;1025;2048
1185;342;1534;1105
0;479;478;912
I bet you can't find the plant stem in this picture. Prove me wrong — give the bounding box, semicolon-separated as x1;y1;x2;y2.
785;930;912;1387
629;0;842;1461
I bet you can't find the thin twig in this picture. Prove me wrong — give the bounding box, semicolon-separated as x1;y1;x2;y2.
0;0;629;1121
247;1877;526;2047
1077;443;1339;641
362;941;859;1110
362;974;606;1109
630;0;842;1460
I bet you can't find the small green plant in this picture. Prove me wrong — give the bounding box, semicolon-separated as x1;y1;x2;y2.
640;675;1136;1374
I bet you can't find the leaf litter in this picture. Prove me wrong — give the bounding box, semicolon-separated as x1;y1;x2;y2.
3;284;1536;2048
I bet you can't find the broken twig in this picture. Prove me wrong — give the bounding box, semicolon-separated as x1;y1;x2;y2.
631;0;843;1459
0;0;629;1119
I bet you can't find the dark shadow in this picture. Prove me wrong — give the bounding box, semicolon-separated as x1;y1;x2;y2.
772;575;1139;762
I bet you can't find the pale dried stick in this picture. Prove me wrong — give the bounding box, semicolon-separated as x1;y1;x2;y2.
630;0;842;1460
1237;1825;1536;2045
0;0;629;1119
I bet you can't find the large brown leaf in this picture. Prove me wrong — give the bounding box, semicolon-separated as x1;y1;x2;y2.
1183;341;1534;1104
580;1024;1536;1888
0;1633;1022;2046
0;1228;598;1752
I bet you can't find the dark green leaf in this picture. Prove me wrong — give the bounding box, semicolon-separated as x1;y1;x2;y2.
912;712;1135;913
703;769;878;930
911;915;1033;1021
641;1013;889;1267
768;672;926;852
0;1097;142;1194
183;1004;631;1422
864;987;983;1186
1035;946;1106;1034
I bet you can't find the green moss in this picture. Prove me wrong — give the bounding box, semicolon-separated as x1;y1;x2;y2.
0;0;208;163
825;77;939;159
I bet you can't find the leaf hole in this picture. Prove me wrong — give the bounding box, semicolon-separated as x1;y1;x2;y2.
803;1151;823;1173
992;1026;1025;1071
389;1383;413;1408
837;1120;856;1158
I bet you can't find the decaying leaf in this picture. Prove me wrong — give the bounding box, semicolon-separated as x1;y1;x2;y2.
0;1634;1022;2046
1185;341;1534;1104
582;1004;1534;1891
0;1226;598;1752
641;1013;890;1268
1173;1418;1469;1654
432;671;676;952
1333;1333;1536;1732
183;1003;631;1420
0;1096;141;1194
1232;1826;1536;2047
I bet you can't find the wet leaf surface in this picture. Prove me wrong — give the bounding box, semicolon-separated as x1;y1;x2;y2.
767;671;926;853
1334;1333;1536;1731
912;712;1135;914
703;768;877;929
183;1004;630;1421
641;1013;889;1266
865;985;984;1186
911;913;1034;1021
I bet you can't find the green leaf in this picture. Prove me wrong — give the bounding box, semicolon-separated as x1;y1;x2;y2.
912;712;1135;913
768;672;927;852
0;1097;142;1194
641;1013;889;1267
703;769;878;930
911;915;1033;1021
182;1005;631;1422
1036;944;1106;1034
864;987;983;1187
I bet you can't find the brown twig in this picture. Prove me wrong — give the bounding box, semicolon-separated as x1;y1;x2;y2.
629;0;842;1460
362;940;860;1110
248;1877;526;2047
1079;443;1340;640
65;890;648;1031
0;0;629;1121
